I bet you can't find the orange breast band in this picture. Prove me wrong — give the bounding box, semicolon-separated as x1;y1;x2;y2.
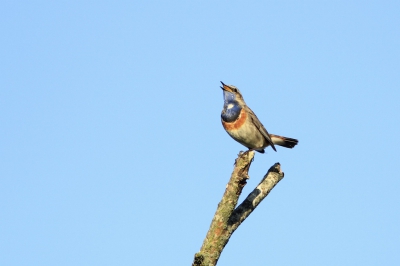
222;108;247;130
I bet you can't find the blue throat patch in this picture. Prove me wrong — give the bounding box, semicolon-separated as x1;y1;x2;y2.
221;91;242;122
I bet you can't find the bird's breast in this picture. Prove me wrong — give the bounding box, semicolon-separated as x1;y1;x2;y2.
221;108;248;131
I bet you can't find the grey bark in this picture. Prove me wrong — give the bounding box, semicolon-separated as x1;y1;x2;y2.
192;151;285;266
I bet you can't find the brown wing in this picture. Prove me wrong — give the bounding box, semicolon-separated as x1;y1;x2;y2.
244;106;277;152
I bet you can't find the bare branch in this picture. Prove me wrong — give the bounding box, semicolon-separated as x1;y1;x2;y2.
193;153;285;266
227;163;284;234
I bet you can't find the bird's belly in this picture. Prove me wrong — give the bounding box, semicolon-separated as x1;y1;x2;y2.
222;115;266;149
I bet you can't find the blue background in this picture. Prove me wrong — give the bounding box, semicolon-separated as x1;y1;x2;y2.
1;1;399;265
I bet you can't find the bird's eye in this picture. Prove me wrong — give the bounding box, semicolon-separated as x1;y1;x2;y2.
233;88;237;92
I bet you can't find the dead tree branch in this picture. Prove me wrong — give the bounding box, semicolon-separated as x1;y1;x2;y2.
192;151;285;266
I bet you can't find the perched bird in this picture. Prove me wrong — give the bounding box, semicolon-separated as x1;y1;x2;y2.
220;81;298;153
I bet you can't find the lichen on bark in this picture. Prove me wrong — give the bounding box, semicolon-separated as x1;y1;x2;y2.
192;151;285;266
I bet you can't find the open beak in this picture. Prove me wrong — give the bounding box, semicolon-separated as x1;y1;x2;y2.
220;81;227;90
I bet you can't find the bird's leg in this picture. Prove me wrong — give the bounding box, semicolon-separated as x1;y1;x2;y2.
234;149;256;166
235;150;249;165
242;149;252;155
240;148;255;158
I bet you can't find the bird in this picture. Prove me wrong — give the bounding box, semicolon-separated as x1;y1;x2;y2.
220;81;298;153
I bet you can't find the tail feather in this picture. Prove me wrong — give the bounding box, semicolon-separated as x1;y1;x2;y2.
270;134;298;149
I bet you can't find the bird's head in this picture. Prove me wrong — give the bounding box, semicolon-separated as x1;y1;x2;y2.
220;81;245;105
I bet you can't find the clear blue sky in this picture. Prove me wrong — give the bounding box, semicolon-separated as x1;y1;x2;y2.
1;1;399;265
